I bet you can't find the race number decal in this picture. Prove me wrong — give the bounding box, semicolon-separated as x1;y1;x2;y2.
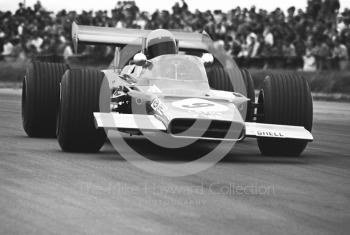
172;98;228;112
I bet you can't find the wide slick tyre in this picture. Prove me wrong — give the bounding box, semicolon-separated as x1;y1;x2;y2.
207;61;234;92
257;73;313;156
207;63;255;121
240;68;255;121
22;61;68;137
57;69;110;152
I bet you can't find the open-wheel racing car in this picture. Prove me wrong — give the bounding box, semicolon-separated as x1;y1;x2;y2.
22;22;313;156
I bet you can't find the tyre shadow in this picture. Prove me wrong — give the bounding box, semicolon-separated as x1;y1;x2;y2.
98;137;308;165
15;133;309;164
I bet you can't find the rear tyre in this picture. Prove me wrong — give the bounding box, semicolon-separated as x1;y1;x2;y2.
240;68;255;121
257;73;313;156
57;69;110;152
207;61;234;92
206;63;255;121
22;61;68;137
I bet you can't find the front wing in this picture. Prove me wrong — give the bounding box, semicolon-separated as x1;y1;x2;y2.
94;113;313;141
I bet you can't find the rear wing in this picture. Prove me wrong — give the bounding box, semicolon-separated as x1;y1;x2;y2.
72;22;211;53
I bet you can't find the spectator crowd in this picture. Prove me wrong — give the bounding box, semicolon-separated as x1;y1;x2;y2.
1;0;350;71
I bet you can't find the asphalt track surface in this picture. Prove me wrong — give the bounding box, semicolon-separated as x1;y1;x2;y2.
0;89;349;235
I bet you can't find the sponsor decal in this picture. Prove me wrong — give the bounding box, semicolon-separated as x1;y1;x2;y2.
151;98;167;112
151;98;170;123
172;98;228;113
257;130;284;137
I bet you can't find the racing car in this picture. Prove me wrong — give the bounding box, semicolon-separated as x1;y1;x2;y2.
22;22;313;156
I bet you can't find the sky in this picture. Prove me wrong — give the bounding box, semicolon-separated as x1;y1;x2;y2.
0;0;349;14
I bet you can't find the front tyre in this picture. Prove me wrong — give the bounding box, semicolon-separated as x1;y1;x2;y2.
57;69;110;152
257;73;313;156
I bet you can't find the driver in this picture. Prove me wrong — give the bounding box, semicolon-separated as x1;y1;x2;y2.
121;29;178;81
146;29;177;59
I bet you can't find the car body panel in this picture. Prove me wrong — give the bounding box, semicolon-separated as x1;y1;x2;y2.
97;54;313;142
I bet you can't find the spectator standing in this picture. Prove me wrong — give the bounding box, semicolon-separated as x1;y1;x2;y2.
263;26;274;47
283;41;296;57
303;48;317;71
0;28;4;55
316;40;331;70
2;38;14;56
30;32;44;53
263;26;274;58
283;41;297;68
248;34;260;58
237;41;249;58
333;39;349;70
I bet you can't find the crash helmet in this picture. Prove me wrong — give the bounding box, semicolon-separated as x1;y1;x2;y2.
146;29;177;59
